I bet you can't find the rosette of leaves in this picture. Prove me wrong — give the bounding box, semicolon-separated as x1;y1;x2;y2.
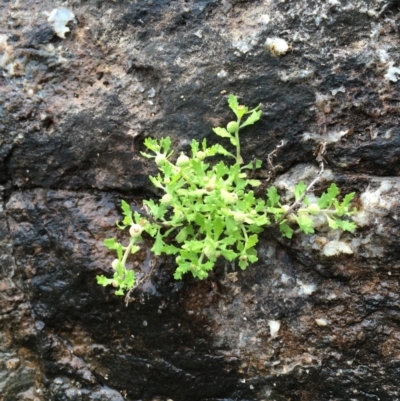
97;95;356;295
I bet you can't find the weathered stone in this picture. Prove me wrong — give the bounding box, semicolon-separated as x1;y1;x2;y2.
1;0;400;400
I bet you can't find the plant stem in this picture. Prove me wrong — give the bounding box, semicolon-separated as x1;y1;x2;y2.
235;118;242;164
122;238;136;266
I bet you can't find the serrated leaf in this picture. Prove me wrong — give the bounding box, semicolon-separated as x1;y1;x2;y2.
220;236;237;247
215;161;230;178
294;181;307;201
104;238;123;260
121;200;132;218
162;244;180;255
194;213;205;228
220;249;238;261
341;192;355;207
246;248;258;263
213;127;232;138
161;136;172;153
295;214;314;234
318;183;339;208
242;159;262;170
116;221;128;230
267;186;280;207
143;137;160;152
279;221;294;239
326;216;339;229
152;230;165;255
174;262;192;280
213;144;234;157
336;192;356;216
240;109;262;128
225;217;238;233
246;234;258;249
143;199;167;220
337;219;357;232
213;217;224;241
140;151;154;159
228;94;239;112
96;275;113;286
191;139;200;156
124;270;135;288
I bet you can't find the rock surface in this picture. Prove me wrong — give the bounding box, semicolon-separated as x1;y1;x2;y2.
1;0;400;400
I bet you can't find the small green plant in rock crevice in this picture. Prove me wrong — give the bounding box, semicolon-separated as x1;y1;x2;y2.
97;95;357;295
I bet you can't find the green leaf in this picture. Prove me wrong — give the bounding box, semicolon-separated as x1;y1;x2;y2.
336;192;356;216
152;230;165;255
212;144;234;157
228;94;239;112
144;199;167;220
318;183;339;208
194;213;205;228
161;136;172;153
124;270;135;289
131;245;140;254
96;275;113;286
162;244;180;255
326;216;339;230
230;137;238;146
213;217;224;241
246;234;258;249
248;179;261;187
214;161;230;178
295;214;314;234
240;109;262;128
242;159;262;170
279;221;294;239
220;249;237;261
143;137;161;152
190;139;200;156
104;238;123;260
213;127;232;138
140;151;154;159
246;248;258;263
238;258;249;270
176;227;188;243
174;262;192;279
267;186;280;207
336;219;357;232
294;181;307;201
121;200;132;218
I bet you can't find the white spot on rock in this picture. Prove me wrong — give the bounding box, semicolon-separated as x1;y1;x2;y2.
298;281;316;295
384;64;400;82
315;318;329;326
322;240;353;257
217;69;228;78
47;8;75;39
268;320;281;338
265;38;289;56
303;129;349;143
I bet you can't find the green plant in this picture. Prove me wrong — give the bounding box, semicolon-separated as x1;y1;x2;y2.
97;95;356;295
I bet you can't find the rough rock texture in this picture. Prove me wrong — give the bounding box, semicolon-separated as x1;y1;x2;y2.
1;0;400;400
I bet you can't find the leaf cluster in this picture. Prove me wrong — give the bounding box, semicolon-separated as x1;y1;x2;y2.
98;95;357;295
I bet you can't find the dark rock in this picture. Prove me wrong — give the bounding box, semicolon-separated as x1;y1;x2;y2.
1;0;400;400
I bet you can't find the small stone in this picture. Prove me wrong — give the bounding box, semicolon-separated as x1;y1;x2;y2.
5;358;20;370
